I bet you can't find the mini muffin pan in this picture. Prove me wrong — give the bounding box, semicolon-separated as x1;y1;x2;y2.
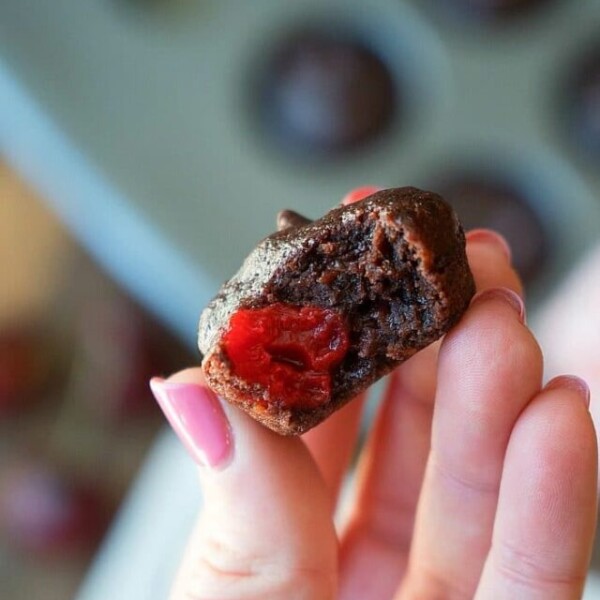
1;0;599;318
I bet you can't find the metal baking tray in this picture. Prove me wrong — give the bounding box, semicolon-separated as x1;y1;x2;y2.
2;0;599;323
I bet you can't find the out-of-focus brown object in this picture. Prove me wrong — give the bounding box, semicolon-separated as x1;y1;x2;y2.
0;329;54;417
0;163;71;418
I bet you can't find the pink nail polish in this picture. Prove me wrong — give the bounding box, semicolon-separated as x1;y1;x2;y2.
466;228;512;262
470;287;525;323
342;186;381;205
149;378;233;469
545;375;591;408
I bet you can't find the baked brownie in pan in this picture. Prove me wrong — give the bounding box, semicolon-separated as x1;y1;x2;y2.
199;187;475;435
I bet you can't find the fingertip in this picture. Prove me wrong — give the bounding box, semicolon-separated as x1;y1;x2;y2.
466;233;524;297
149;375;233;470
511;382;598;485
469;287;525;323
438;284;543;428
161;366;207;385
164;399;338;600
443;285;538;370
466;228;512;263
544;375;591;409
341;186;381;205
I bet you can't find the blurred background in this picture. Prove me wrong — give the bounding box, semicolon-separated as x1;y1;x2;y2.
0;0;599;598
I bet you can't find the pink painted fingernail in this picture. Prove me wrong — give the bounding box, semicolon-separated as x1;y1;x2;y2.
150;378;233;469
470;287;525;323
466;229;512;262
342;186;381;205
545;375;591;408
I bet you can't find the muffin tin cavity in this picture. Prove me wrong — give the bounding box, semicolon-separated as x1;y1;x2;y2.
256;29;398;157
565;45;600;160
436;174;549;287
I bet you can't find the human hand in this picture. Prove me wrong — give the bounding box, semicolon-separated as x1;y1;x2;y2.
150;192;597;600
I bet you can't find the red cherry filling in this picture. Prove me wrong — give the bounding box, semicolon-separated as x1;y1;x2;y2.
222;304;349;408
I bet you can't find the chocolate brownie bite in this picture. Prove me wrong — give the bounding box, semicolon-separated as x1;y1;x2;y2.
258;31;397;155
199;187;475;435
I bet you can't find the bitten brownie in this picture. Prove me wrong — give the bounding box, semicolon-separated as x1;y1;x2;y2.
199;187;475;435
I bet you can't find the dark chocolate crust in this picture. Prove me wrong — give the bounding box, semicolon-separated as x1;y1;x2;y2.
199;187;475;435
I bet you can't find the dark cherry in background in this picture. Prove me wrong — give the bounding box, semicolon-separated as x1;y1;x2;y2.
566;47;600;159
258;31;397;155
437;176;548;286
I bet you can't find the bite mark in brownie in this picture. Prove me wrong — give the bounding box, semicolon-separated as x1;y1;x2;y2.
199;187;475;435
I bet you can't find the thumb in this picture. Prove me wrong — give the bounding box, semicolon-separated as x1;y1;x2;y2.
150;368;338;600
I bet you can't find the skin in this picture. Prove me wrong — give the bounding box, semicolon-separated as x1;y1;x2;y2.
160;204;597;600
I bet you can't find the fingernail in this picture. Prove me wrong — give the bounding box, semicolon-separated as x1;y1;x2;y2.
466;229;512;262
545;375;591;408
470;287;525;323
150;378;233;469
342;186;381;205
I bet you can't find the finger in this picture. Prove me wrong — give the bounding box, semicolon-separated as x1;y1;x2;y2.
303;186;380;501
150;368;338;600
475;376;597;600
337;231;520;599
466;229;523;297
302;393;367;506
337;369;430;599
399;289;543;599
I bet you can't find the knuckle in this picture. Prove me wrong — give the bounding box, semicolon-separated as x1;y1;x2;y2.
494;539;586;592
402;562;473;600
430;451;500;496
186;534;335;600
348;492;415;555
